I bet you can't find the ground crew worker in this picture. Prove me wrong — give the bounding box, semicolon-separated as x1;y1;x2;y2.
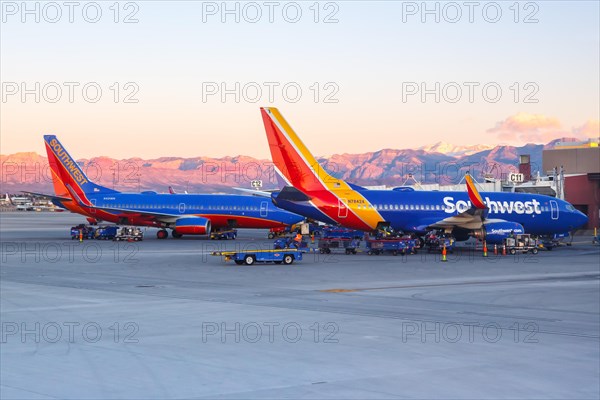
293;232;302;248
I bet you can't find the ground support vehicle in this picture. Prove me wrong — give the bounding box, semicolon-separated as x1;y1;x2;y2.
114;226;144;241
94;225;118;240
70;224;95;240
273;237;308;250
267;226;295;239
366;238;417;255
425;236;455;254
317;238;360;254
210;229;237;240
504;234;540;255
212;249;304;265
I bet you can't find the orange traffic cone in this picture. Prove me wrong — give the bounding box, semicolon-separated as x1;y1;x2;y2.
494;244;498;256
79;230;83;242
502;244;506;256
311;233;315;244
483;240;488;257
441;244;447;262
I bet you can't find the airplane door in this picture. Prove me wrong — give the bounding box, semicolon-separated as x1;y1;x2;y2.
338;198;348;218
550;200;559;220
90;199;96;214
260;201;268;217
179;202;186;214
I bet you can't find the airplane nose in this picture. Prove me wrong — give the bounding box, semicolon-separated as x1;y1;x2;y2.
576;211;588;228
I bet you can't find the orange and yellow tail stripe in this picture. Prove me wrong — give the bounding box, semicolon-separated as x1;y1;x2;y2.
261;107;383;230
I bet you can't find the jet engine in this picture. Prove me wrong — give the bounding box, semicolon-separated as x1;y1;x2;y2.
174;217;211;235
471;221;525;244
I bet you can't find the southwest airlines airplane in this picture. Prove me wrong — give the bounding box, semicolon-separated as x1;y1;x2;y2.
34;135;304;239
260;108;588;244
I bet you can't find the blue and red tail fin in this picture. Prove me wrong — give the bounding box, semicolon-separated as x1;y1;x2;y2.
44;135;118;204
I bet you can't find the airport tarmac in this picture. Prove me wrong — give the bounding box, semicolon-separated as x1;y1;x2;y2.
1;212;599;399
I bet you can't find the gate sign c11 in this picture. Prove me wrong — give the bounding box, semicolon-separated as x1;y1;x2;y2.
251;180;263;188
509;173;524;183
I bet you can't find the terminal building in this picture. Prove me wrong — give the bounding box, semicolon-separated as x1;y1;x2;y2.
542;140;599;230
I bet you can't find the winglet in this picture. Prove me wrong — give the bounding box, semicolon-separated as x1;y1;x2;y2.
465;174;486;209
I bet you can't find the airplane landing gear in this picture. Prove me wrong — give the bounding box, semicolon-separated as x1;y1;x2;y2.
157;229;169;239
172;230;183;239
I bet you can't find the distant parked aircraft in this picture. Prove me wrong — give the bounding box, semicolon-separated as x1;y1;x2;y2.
27;135;304;239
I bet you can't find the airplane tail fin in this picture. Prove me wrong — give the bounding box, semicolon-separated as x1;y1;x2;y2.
44;135;118;202
260;107;346;194
261;108;385;231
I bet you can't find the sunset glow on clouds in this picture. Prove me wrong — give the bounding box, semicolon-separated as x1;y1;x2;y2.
573;119;600;139
1;2;598;158
488;113;599;144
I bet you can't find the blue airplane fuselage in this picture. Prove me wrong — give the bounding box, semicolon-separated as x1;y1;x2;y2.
274;189;588;235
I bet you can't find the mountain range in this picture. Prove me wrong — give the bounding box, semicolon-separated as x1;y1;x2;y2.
0;138;579;194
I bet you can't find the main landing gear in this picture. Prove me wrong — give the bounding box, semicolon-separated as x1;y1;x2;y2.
157;229;169;239
171;231;183;239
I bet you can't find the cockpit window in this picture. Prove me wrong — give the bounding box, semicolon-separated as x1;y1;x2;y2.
565;204;576;211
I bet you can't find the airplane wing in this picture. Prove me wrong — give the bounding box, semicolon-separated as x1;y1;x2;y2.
427;173;489;231
428;207;488;230
64;184;189;224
